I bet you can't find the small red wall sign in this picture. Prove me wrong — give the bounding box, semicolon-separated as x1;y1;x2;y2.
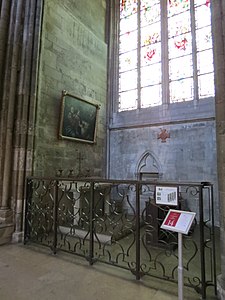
161;210;196;235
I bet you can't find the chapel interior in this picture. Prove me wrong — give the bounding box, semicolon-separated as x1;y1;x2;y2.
0;0;225;299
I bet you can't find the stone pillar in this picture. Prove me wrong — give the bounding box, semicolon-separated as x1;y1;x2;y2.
211;0;225;298
0;0;11;106
0;0;43;244
0;0;16;244
12;0;43;242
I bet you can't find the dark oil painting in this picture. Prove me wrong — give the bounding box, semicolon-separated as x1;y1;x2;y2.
59;91;99;143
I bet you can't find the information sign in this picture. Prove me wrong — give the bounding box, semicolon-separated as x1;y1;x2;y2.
161;209;196;235
155;186;178;206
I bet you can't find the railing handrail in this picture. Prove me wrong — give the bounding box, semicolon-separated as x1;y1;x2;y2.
27;176;212;187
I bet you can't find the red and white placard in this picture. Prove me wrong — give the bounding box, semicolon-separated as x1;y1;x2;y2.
161;209;196;235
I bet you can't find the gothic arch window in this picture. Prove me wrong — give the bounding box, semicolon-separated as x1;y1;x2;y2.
117;0;214;112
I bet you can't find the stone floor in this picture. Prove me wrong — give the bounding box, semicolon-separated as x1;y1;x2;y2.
0;243;218;300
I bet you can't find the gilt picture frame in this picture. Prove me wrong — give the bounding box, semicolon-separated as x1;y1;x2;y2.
59;90;99;143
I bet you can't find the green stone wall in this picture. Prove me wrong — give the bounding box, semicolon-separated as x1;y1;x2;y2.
34;0;107;177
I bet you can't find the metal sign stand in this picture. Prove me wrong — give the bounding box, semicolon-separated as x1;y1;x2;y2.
160;209;196;300
178;232;183;300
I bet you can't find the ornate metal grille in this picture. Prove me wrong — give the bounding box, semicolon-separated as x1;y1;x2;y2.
24;177;217;299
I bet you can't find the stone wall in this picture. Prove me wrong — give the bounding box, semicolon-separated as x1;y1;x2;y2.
34;0;107;177
109;120;216;181
108;0;219;226
109;117;219;225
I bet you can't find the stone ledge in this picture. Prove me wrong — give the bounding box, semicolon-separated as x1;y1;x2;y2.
0;223;14;245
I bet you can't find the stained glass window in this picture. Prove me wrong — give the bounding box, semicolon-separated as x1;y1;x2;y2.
168;0;193;103
195;0;214;98
118;0;214;111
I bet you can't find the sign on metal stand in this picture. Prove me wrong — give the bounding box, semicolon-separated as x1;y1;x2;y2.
161;210;196;300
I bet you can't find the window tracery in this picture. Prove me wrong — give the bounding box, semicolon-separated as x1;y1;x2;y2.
118;0;214;111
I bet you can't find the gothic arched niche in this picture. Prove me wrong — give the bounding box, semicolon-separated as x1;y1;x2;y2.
136;151;163;180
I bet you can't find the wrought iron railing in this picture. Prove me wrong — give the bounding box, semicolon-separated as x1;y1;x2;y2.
24;177;217;299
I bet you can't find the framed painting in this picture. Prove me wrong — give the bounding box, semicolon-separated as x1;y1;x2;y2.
59;90;100;143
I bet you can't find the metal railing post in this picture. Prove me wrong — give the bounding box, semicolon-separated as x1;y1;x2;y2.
89;182;94;265
53;180;59;254
199;184;206;299
210;184;217;296
136;182;141;280
24;178;32;244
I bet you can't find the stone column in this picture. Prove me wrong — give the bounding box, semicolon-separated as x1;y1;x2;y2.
0;0;11;106
0;0;43;244
0;0;18;244
12;0;43;242
211;0;225;298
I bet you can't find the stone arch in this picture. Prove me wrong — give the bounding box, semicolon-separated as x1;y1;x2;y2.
135;150;163;179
